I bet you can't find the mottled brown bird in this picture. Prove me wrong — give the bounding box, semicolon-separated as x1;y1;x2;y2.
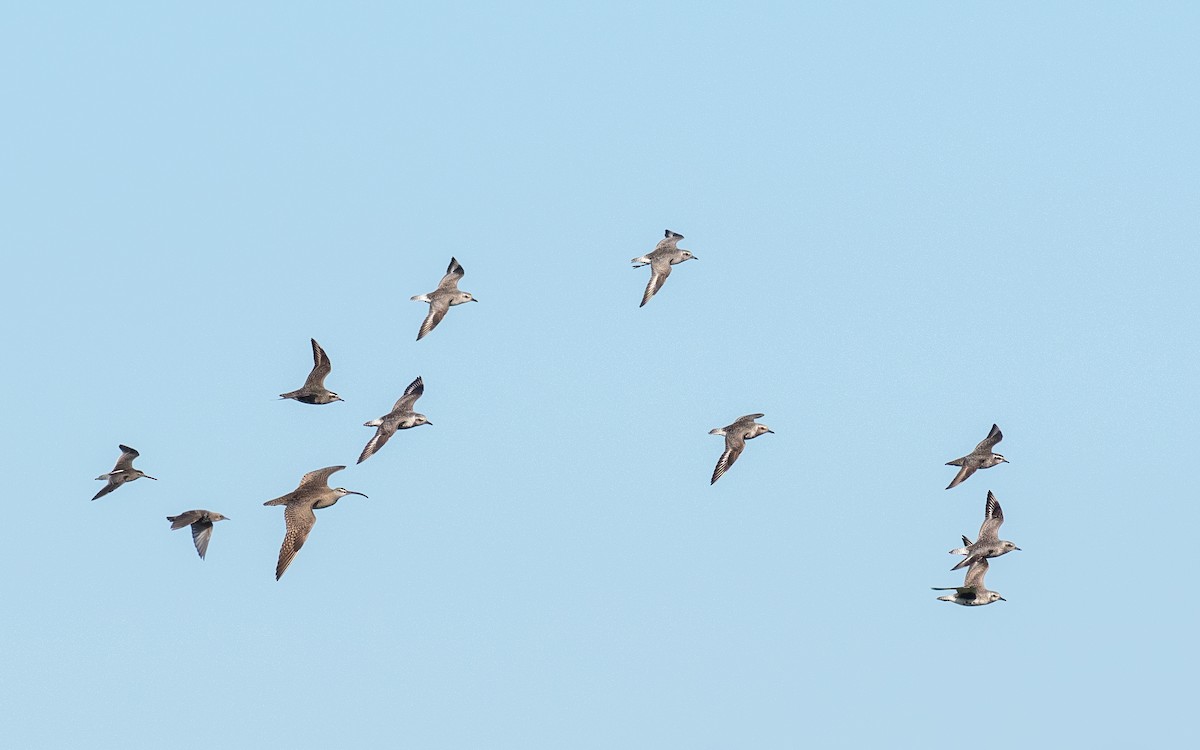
263;466;367;580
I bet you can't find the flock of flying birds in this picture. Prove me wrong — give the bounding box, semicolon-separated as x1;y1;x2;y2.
934;423;1021;606
89;231;1019;601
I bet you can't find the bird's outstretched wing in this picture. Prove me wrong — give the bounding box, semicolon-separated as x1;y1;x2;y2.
417;298;450;340
945;463;976;490
113;445;140;472
298;465;346;489
303;338;332;389
357;426;393;464
191;521;214;559
975;424;1003;453
276;503;317;580
711;433;747;485
640;259;673;307
438;257;465;291
977;490;1004;540
391;376;425;413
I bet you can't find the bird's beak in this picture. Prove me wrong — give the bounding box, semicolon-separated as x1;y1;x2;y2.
998;597;1007;601
425;421;433;426
767;429;775;434
691;255;700;260
1001;457;1010;463
145;475;158;481
335;396;345;402
471;298;479;302
347;491;368;498
1014;547;1021;551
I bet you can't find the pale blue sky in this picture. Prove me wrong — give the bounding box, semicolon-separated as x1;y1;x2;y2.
2;2;1197;748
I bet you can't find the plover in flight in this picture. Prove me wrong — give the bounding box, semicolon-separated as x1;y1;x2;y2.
950;490;1020;570
411;257;477;340
708;413;774;484
263;466;367;580
92;445;157;500
358;376;431;464
279;338;342;404
166;510;229;560
945;423;1008;489
631;230;698;307
933;557;1005;606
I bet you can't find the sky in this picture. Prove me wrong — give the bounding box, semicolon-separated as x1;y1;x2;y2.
1;2;1197;747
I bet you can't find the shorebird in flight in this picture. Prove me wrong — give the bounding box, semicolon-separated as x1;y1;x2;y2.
949;490;1020;570
411;257;477;340
933;557;1006;606
263;466;367;580
358;376;432;464
945;423;1008;489
92;445;157;500
631;230;698;307
708;413;774;485
166;510;230;560
279;338;342;405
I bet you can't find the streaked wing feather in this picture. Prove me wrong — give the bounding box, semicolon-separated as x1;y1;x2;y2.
417;299;449;340
437;257;465;290
303;339;332;388
191;521;214;559
963;558;989;590
978;491;1004;540
640;262;672;307
392;376;425;412
711;433;746;484
357;427;392;464
276;503;317;580
298;466;345;489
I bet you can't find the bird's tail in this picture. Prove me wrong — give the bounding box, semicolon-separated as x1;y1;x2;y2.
949;536;972;557
708;428;726;436
945;457;965;467
631;256;650;267
166;515;189;530
935;594;956;603
363;418;383;427
410;293;430;302
95;473;110;481
263;496;290;507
